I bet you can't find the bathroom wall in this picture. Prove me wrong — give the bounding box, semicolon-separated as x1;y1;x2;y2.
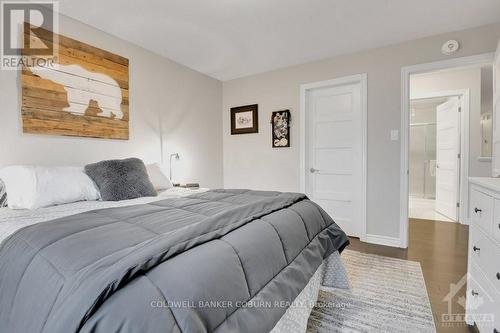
410;67;491;177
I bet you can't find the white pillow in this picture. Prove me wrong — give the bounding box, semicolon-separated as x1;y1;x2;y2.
146;163;173;191
0;166;100;210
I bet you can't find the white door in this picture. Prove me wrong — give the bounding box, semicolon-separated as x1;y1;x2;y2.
492;39;500;176
435;97;460;221
306;81;364;237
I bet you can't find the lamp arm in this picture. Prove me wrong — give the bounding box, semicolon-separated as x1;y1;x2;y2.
169;153;179;181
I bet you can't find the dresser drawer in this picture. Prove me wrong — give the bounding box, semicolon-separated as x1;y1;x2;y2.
468;263;500;332
493;199;500;244
470;188;494;233
470;226;500;296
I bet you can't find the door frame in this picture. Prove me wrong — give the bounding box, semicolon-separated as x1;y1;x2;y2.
493;40;500;176
411;89;469;222
400;53;494;248
299;73;368;241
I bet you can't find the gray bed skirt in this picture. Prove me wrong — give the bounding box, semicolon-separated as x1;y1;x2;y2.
271;251;349;333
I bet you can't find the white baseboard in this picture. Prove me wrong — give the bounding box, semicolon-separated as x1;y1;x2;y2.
364;234;402;248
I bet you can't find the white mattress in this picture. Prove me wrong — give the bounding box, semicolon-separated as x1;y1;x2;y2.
0;187;208;244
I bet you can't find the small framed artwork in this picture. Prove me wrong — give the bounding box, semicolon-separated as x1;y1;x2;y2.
231;104;258;135
271;110;291;148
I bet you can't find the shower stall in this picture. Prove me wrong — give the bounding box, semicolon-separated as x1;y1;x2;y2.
409;111;437;199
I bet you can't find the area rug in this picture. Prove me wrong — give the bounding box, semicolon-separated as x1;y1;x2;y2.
307;249;436;333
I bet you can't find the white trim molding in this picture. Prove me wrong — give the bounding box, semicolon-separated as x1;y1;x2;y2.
364;234;402;248
400;53;494;248
299;73;368;242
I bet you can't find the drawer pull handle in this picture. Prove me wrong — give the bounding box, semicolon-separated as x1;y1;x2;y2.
474;207;482;213
497;272;500;280
473;246;480;252
471;290;479;296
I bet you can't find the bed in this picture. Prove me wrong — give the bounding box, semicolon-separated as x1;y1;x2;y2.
0;188;349;333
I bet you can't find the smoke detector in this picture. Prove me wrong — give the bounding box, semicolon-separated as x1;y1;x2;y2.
441;40;460;55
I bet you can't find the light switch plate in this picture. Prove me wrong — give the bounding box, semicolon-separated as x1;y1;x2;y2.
390;129;399;141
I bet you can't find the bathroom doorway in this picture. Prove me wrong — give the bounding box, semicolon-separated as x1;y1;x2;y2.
405;63;494;227
409;95;462;222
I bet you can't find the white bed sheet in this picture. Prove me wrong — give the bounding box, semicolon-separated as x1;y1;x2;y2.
0;187;208;244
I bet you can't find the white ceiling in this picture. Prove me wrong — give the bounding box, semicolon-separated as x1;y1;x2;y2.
56;0;500;81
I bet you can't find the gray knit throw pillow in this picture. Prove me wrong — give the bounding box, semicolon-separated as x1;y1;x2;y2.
84;158;157;201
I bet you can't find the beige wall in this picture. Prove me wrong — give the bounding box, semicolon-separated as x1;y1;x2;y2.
222;22;500;239
410;67;491;177
0;13;223;188
481;66;494;116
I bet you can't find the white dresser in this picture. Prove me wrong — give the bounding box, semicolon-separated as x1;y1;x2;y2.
467;177;500;332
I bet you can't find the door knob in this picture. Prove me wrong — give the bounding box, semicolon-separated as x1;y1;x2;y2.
310;168;318;173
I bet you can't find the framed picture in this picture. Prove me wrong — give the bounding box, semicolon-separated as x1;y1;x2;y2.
271;110;290;148
231;104;258;135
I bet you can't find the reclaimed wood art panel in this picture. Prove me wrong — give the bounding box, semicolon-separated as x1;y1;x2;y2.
21;23;129;139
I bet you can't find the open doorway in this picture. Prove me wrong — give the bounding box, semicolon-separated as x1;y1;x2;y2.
407;65;494;225
409;95;460;222
400;53;495;248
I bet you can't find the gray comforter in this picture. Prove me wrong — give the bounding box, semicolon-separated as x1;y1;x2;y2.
0;189;348;333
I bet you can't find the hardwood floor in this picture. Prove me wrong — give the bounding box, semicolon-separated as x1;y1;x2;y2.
348;218;471;333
